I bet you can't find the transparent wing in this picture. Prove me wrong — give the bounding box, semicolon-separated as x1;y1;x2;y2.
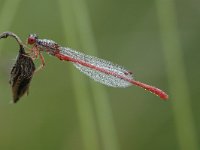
59;47;133;87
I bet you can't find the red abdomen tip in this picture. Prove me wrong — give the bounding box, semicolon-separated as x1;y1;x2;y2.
132;80;168;100
159;91;168;100
154;89;168;100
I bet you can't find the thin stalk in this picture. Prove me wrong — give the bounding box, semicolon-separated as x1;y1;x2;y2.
70;0;120;150
58;1;100;150
156;0;199;150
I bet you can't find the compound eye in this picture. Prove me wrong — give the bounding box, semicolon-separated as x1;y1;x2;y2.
27;36;36;45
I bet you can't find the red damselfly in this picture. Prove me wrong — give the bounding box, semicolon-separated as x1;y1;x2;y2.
27;33;168;100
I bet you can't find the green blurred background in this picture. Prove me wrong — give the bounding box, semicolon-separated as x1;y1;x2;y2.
0;0;199;150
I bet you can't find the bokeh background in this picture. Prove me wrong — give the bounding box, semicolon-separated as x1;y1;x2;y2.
0;0;199;150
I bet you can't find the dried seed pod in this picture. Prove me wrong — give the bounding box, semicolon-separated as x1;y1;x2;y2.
9;45;35;103
0;32;36;103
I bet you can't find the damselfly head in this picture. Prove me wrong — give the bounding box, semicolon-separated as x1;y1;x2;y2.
27;34;38;45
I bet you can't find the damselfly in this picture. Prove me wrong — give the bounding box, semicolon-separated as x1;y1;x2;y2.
27;33;168;100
